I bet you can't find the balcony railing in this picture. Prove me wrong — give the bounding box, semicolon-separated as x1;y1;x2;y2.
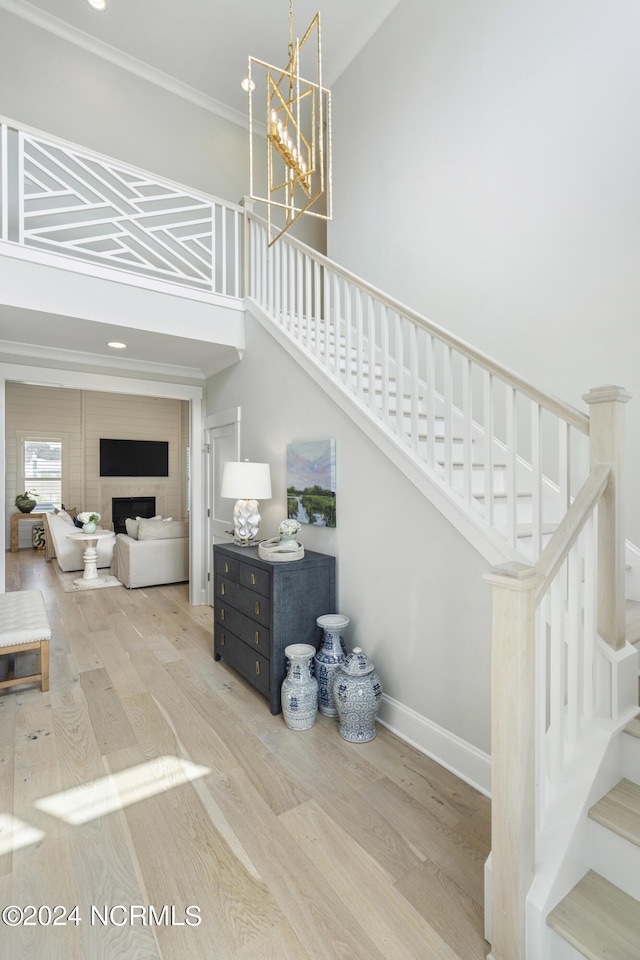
0;117;243;300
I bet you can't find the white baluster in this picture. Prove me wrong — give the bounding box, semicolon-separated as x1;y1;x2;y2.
313;260;321;362
506;385;517;547
549;569;566;783
344;281;353;391
531;402;542;560
367;296;377;414
1;124;8;241
462;358;472;503
18;131;24;245
409;320;419;453
483;371;494;525
426;334;436;470
395;312;405;438
304;252;311;346
355;291;364;402
443;346;453;486
582;508;597;720
567;541;581;746
221;205;227;296
381;305;390;424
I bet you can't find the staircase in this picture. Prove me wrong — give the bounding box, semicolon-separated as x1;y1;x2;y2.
547;715;640;959
244;212;640;960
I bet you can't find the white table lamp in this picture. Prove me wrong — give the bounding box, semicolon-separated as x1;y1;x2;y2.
221;460;272;544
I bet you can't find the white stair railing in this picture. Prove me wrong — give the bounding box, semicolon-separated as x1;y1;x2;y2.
246;211;590;562
0;116;243;299
485;387;635;960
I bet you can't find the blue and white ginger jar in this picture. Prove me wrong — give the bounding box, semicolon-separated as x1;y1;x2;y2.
333;646;382;743
314;614;348;717
281;643;318;731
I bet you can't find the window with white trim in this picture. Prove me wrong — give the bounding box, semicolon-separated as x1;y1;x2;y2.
23;438;63;508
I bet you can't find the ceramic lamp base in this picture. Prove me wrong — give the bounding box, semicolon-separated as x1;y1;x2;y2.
233;498;261;544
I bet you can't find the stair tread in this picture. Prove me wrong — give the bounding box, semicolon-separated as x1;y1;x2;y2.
588;778;640;846
547;870;640;960
516;522;559;537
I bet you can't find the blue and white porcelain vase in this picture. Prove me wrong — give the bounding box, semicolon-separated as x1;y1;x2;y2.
281;643;318;731
333;647;382;743
314;614;348;717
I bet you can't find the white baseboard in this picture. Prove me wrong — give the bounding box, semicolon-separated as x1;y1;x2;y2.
378;694;492;797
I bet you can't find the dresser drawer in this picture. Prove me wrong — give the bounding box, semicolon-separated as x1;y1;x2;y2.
215;576;241;606
214;626;269;697
238;561;270;598
216;604;270;655
215;553;239;581
232;588;270;627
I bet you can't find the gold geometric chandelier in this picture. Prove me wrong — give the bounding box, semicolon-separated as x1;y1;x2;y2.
243;0;332;246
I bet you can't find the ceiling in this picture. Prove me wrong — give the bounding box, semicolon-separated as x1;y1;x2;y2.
0;0;401;380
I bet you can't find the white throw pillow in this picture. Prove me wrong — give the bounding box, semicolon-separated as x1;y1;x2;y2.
125;515;162;540
55;509;75;526
137;518;188;541
125;518;139;539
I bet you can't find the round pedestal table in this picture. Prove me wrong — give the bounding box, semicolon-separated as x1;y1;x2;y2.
66;529;116;590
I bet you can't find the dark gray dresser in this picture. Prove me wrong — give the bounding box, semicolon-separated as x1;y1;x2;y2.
213;542;336;714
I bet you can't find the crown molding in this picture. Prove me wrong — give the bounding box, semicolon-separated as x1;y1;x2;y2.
0;0;249;130
0;338;207;381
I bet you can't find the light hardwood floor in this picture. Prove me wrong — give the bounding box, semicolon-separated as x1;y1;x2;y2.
2;549;491;960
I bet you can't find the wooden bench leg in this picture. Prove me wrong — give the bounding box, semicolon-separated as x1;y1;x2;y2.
40;639;49;692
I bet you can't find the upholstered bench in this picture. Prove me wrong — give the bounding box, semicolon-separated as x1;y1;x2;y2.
0;590;51;692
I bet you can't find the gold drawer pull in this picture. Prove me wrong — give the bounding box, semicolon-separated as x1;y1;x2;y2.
220;583;225;596
255;661;260;676
220;633;225;646
224;562;229;573
250;573;256;585
220;608;225;621
254;631;260;644
254;601;260;615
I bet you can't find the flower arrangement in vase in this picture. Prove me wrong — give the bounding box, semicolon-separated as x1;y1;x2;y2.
77;511;101;533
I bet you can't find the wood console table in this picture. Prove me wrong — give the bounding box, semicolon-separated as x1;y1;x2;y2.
11;512;46;552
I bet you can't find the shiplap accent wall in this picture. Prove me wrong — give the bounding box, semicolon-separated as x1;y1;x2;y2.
5;383;188;549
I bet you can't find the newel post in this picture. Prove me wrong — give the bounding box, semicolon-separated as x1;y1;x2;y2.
484;561;539;960
583;385;631;652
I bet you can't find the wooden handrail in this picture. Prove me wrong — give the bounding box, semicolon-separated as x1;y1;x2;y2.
534;463;610;603
246;208;590;435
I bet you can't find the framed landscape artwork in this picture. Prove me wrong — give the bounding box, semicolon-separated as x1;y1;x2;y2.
286;439;336;528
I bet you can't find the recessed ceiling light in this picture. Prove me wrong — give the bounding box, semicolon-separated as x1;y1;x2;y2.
86;0;107;11
107;341;127;350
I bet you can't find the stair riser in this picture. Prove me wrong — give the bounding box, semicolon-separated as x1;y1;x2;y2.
623;732;640;785
545;927;590;960
589;819;640;901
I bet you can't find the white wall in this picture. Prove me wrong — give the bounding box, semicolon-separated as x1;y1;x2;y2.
0;8;325;251
0;8;247;202
206;312;492;759
328;0;640;544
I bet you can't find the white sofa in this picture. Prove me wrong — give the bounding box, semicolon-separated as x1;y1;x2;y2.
43;510;115;573
110;517;189;589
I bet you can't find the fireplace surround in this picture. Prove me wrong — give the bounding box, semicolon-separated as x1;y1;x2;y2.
111;496;156;535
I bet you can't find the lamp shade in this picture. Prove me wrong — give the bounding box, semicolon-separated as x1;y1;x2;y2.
221;461;272;500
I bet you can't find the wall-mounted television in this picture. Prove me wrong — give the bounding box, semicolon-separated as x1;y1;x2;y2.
100;439;169;477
